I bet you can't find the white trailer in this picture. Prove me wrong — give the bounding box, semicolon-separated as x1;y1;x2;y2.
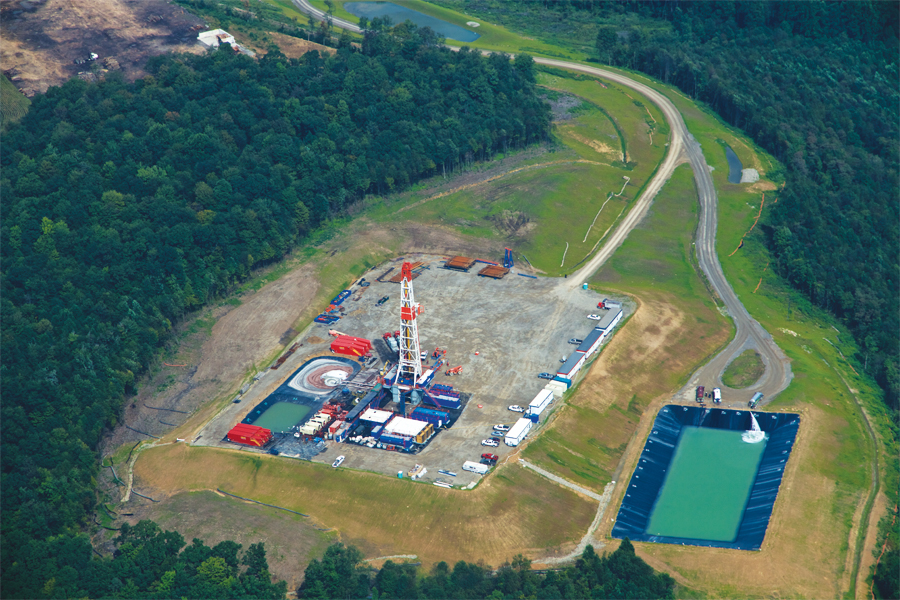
462;461;489;475
505;418;533;447
528;389;554;417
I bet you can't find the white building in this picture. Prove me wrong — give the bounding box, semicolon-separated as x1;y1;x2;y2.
198;29;236;49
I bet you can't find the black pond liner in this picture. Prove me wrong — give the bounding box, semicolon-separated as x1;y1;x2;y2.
612;404;800;550
242;356;360;428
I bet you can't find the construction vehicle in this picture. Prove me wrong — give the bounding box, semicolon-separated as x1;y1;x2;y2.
503;247;514;268
445;366;462;376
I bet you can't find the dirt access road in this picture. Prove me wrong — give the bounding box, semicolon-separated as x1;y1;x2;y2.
293;4;792;406
536;58;792;407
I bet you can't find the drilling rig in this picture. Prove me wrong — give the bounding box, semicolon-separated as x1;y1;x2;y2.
391;262;425;407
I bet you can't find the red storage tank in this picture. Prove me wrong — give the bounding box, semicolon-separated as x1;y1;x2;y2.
227;423;273;446
330;335;372;357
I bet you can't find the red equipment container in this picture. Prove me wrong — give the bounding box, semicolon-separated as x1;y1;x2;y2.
330;335;372;357
227;423;273;446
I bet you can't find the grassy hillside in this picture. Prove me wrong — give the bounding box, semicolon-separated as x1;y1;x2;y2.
0;75;30;129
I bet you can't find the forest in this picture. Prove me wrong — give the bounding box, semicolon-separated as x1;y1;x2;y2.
298;541;675;599
0;24;549;597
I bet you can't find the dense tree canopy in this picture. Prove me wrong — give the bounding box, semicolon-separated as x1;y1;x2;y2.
0;24;549;597
1;520;286;599
298;540;676;599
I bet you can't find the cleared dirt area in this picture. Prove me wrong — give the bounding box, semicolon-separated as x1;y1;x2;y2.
264;32;335;58
104;262;320;451
0;0;205;95
195;252;628;488
124;490;333;589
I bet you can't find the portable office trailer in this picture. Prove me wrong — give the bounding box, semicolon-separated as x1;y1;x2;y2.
557;352;587;379
595;307;623;332
576;328;605;356
462;461;489;474
505;418;533;446
528;389;553;416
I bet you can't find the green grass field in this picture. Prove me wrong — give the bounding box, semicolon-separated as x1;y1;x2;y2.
521;163;731;492
1;75;30;130
306;0;581;58
722;349;765;388
136;443;597;566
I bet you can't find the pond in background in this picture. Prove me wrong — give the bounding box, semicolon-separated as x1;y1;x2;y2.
345;2;481;42
725;144;743;184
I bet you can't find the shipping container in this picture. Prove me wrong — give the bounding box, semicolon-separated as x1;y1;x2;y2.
552;376;572;388
505;418;533;447
410;407;450;428
425;393;461;410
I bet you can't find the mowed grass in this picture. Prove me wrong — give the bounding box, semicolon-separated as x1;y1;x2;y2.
135;444;597;565
522;164;732;492
397;162;627;275
359;77;668;277
722;349;765;389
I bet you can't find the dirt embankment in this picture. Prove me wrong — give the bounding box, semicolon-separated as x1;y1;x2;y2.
0;0;206;96
103;261;320;452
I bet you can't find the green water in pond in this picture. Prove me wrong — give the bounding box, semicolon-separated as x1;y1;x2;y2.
250;403;310;433
646;426;767;541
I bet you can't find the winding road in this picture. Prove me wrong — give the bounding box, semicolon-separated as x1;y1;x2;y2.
293;6;792;404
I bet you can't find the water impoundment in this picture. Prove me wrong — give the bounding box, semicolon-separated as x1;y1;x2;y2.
645;426;767;541
345;2;481;42
725;144;743;184
249;402;310;433
613;405;800;550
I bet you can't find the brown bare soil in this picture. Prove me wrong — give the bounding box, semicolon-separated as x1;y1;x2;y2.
264;32;335;59
0;0;205;95
104;261;319;451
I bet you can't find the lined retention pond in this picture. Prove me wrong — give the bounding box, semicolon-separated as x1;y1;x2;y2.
248;402;310;433
612;405;800;550
645;426;767;541
344;2;481;42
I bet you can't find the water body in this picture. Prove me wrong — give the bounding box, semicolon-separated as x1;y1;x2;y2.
345;2;480;42
725;144;743;184
646;426;767;541
250;402;310;433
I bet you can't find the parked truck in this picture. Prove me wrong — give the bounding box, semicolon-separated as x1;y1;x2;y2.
713;387;722;403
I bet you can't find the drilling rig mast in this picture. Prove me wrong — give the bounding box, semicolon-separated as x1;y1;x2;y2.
396;262;423;387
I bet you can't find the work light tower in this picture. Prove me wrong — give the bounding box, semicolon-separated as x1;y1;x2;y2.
397;262;423;386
